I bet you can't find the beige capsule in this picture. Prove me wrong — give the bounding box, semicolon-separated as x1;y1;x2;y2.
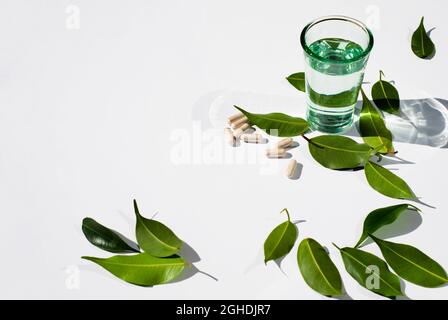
286;159;298;179
228;112;245;124
265;147;287;158
230;116;249;129
224;128;236;146
233;123;250;138
240;133;263;143
277;138;293;149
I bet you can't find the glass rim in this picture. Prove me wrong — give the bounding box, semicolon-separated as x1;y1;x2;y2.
300;15;374;64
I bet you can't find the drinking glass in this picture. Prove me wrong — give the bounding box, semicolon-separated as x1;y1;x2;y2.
300;15;374;133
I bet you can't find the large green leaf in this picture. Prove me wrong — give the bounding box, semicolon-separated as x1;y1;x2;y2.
234;106;309;137
264;209;298;264
134;200;183;257
82;253;187;286
364;161;416;199
371;71;400;115
82;217;140;253
286;72;305;92
359;89;394;154
411;17;435;59
371;236;448;288
336;245;403;298
297;238;343;297
355;204;421;248
308;135;373;170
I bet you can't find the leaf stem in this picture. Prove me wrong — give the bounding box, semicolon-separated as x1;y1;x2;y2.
332;242;341;250
379;70;385;81
301;134;311;143
280;208;291;221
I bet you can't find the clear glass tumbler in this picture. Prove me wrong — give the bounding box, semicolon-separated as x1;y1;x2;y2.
300;16;374;133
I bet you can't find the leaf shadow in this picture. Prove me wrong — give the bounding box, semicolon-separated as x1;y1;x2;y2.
179;241;201;263
358;209;422;247
274;256;288;276
396;279;412;300
424;27;436;60
376;155;415;166
170;264;218;284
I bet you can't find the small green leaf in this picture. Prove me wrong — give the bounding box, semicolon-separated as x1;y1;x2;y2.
364;161;416;199
371;71;400;114
286;72;305;92
359;88;395;154
297;238;343;297
411;17;435;59
82;217;140;253
355;204;421;248
264;208;298;264
307;135;372;170
335;245;403;298
234;106;309;137
371;235;448;288
82;253;187;286
134;200;183;257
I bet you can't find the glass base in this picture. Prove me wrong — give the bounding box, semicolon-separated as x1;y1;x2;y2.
306;103;354;134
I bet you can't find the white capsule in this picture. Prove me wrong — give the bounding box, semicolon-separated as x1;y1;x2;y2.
266;148;287;158
277;138;293;149
230;116;249;129
224;128;236;146
228;112;245;124
240;133;263;143
286;159;298;178
233;123;250;138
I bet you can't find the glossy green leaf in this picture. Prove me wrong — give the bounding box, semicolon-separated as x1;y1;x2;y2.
307;135;373;170
82;253;187;286
355;204;421;248
297;238;343;297
82;217;140;253
364;161;416;199
371;235;448;288
286;72;305;92
371;71;400;114
234;106;309;137
264;209;298;264
134;200;183;257
359;88;395;154
411;17;435;59
335;245;403;298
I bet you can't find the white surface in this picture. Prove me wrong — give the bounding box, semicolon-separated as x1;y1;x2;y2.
0;0;447;299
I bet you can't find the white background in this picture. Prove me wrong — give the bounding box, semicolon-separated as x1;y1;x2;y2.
0;0;447;299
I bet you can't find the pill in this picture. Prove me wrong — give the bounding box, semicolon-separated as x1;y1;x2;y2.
233;123;250;138
228;112;245;124
230;116;249;129
286;159;298;178
266;148;287;158
224;128;236;146
240;133;263;143
277;138;293;149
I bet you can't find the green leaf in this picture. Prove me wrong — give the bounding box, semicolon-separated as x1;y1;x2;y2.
411;17;435;59
335;245;403;298
355;204;421;248
82;217;140;253
371;235;448;288
307;135;373;170
286;72;305;92
371;71;400;114
364;161;416;199
234;106;309;137
359;88;395;154
297;238;343;297
134;200;183;257
264;208;298;264
82;253;187;286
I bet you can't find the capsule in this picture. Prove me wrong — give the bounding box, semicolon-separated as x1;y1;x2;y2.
228;112;245;124
265;148;287;158
277;138;293;149
224;128;236;146
286;159;298;178
240;133;263;143
230;116;249;129
233;123;250;138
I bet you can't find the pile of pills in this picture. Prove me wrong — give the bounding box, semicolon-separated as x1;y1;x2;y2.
225;112;299;179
